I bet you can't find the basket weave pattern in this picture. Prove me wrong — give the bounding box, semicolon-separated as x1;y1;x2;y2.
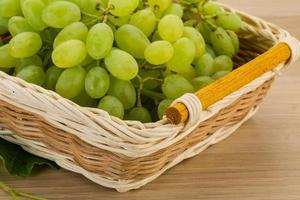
0;3;299;192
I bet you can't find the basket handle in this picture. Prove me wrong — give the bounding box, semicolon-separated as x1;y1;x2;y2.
166;43;292;124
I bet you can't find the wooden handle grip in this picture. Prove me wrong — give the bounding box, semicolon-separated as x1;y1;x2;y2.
166;43;292;124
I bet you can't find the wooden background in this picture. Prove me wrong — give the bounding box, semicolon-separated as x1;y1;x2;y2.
1;0;300;199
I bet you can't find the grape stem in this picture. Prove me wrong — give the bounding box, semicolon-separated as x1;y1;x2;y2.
0;182;47;200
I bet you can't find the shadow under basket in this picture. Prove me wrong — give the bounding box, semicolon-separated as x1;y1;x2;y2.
0;3;299;192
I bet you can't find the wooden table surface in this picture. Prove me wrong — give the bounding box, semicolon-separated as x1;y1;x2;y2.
1;1;300;199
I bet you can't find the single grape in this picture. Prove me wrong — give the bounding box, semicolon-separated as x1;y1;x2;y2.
86;23;114;60
0;0;22;18
183;26;206;57
191;76;214;90
210;27;235;57
85;67;110;99
9;32;42;58
162;74;194;99
98;95;124;119
129;9;156;37
107;76;136;109
8;16;35;36
76;0;105;15
212;70;230;80
56;66;86;99
163;3;183;17
217;12;242;32
158;14;184;42
52;40;87;68
157;99;173;119
144;41;174;65
108;15;131;27
148;0;171;12
71;90;98;108
44;65;64;90
206;44;216;58
104;48;138;81
202;2;224;15
227;30;240;54
198;21;213;44
53;22;88;48
0;17;8;35
177;65;197;80
214;55;233;72
167;38;196;72
0;45;18;68
127;107;152;123
184;19;197;27
42;1;81;28
16;65;46;86
22;0;47;31
108;0;139;17
15;55;43;73
195;53;215;76
115;24;150;59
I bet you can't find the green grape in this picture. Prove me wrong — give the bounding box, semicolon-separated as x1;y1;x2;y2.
206;44;216;58
85;67;110;99
157;99;173;119
163;3;183;18
177;65;197;80
167;38;196;72
127;107;152;123
0;38;2;46
214;55;233;72
184;19;197;27
212;70;230;80
202;2;224;15
56;66;86;99
195;53;215;76
52;40;87;68
151;31;162;41
0;45;18;68
9;32;42;58
148;0;171;12
40;28;59;45
129;9;156;37
22;0;47;31
198;21;213;44
0;0;22;18
162;74;194;99
144;41;173;65
210;27;235;57
8;16;35;36
0;17;8;35
98;95;124;119
86;23;114;60
108;15;131;27
183;26;206;57
104;48;138;80
76;0;104;15
108;0;139;17
107;76;136;109
54;22;88;48
71;90;98;107
15;55;43;73
79;55;94;67
158;14;184;42
191;76;214;90
42;1;81;28
217;12;242;31
44;65;64;90
115;24;150;59
227;30;240;54
16;65;46;86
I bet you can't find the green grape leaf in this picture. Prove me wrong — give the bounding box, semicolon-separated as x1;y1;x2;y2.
0;138;59;177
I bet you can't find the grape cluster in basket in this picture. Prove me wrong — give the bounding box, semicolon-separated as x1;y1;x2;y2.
0;0;242;122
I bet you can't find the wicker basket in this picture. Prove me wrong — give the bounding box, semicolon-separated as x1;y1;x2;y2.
0;3;299;192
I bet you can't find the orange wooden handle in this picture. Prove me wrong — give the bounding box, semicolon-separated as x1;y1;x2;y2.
166;43;292;124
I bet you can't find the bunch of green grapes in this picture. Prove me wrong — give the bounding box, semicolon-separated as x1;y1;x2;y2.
0;0;242;123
